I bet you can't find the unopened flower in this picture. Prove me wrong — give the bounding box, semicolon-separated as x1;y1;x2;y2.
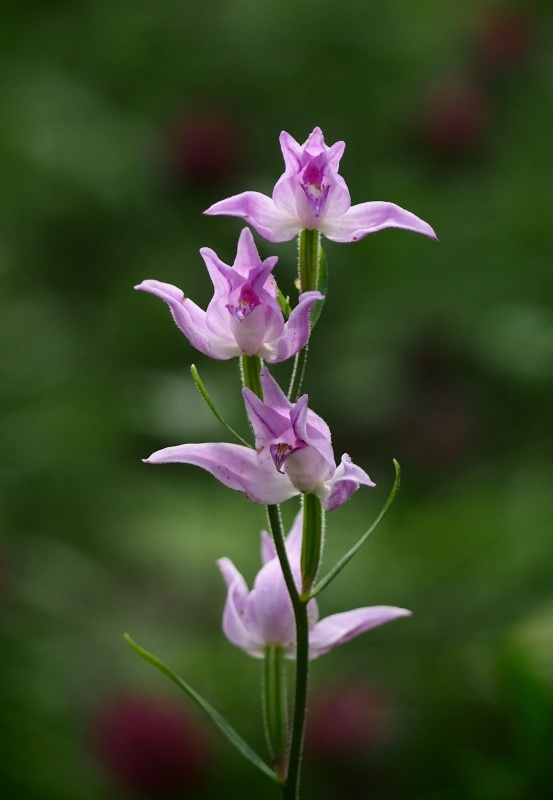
135;228;323;362
205;127;437;243
145;367;373;511
217;513;410;659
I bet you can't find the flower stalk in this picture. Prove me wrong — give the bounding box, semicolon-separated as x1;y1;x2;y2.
262;645;288;781
288;230;320;402
266;505;309;800
284;598;309;800
300;493;324;598
240;354;263;399
298;229;320;294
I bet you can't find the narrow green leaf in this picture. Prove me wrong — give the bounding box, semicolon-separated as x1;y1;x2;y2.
124;634;278;783
317;244;328;294
287;346;308;403
191;364;252;447
277;286;292;318
310;460;401;598
288;239;326;401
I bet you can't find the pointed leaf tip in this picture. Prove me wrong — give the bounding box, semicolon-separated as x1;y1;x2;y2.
123;634;278;783
310;459;402;597
190;364;252;448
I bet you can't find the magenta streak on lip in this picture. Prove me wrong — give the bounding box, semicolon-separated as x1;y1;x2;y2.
270;442;295;473
226;284;260;321
301;161;330;218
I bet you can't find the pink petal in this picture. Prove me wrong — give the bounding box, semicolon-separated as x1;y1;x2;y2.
260;530;276;564
284;510;303;562
230;303;280;357
246;558;296;651
309;606;411;659
320;201;438;243
242;388;291;443
278;130;303;173
289;394;309;438
205;191;301;243
248;255;279;297
144;442;298;505
272;174;302;218
291;396;334;468
233;227;264;278
283;445;333;494
199;251;244;341
135;279;238;359
304;127;325;156
259;367;294;415
322;454;376;511
216;558;263;656
325;139;346;171
199;247;238;296
322;171;351;218
267;291;324;363
217;557;249;612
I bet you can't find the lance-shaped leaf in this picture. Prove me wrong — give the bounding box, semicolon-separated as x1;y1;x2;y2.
124;634;278;783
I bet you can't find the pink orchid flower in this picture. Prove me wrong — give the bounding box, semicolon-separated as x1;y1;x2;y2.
205;127;437;244
135;228;323;362
145;367;374;511
217;512;411;659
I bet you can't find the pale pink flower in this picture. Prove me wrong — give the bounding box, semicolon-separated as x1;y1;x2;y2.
136;228;322;362
205;127;437;244
217;513;411;659
145;367;374;511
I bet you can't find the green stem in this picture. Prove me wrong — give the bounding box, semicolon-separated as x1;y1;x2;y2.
285;599;309;800
266;505;310;800
288;230;320;402
298;229;320;293
263;645;288;781
300;494;324;598
240;354;263;398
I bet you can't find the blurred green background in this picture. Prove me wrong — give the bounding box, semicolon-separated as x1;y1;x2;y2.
1;1;553;798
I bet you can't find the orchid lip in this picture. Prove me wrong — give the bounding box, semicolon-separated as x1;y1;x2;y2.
226;284;260;322
301;160;330;218
270;442;295;473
